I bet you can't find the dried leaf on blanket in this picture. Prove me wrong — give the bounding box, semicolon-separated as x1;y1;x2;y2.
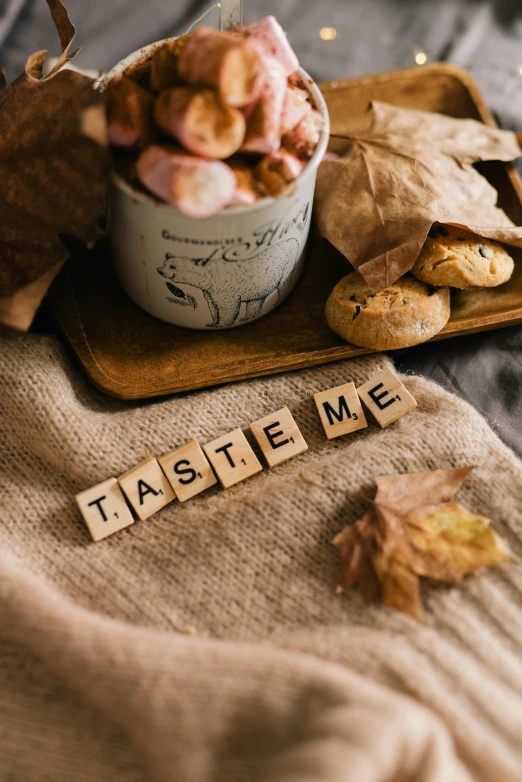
333;467;514;621
315;102;522;291
0;0;109;332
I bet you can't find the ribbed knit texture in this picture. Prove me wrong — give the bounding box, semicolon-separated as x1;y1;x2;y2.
1;334;521;781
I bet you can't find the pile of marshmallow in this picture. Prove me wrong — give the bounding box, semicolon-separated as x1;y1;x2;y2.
106;16;324;218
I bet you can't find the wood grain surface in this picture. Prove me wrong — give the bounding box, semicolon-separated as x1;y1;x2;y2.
47;63;522;399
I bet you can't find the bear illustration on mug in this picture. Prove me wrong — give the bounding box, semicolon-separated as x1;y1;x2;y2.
157;237;300;328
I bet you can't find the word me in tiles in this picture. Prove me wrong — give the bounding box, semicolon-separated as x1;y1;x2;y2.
76;367;416;541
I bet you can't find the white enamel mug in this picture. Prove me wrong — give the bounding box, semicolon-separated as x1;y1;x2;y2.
104;41;330;330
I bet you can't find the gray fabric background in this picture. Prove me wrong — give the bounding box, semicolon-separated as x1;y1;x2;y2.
2;0;522;454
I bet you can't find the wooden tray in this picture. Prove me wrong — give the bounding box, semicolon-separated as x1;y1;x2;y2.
47;63;522;400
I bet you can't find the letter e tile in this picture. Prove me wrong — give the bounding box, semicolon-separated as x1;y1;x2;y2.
159;440;217;502
75;477;134;542
250;407;308;467
357;367;417;428
314;382;368;439
203;429;262;489
118;456;176;520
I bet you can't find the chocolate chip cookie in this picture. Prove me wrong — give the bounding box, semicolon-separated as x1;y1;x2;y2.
411;224;514;289
325;273;450;350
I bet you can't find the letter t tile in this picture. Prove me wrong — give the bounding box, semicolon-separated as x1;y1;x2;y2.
203;429;262;489
75;477;134;542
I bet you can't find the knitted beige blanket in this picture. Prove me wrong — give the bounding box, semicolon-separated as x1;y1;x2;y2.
2;334;522;782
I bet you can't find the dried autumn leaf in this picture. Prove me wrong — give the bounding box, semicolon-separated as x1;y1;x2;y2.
334;467;514;621
333;511;380;601
24;0;80;80
0;0;109;331
374;543;424;622
374;466;474;515
315;102;522;291
402;502;513;583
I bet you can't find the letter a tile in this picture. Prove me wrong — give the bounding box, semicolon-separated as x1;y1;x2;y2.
159;440;217;502
203;429;262;489
250;407;308;467
118;456;176;520
76;477;134;542
357;367;417;428
314;382;368;439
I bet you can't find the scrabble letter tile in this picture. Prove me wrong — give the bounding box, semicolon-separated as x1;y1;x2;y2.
314;382;368;439
159;439;217;502
203;429;262;489
357;367;417;428
250;407;308;467
118;456;175;520
76;477;134;542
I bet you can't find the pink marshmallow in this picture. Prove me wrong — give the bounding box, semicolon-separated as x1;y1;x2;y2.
241;58;287;154
228;164;260;207
177;26;264;108
255;150;305;195
136;145;236;218
283;109;324;159
280;84;312;135
154;87;246;159
107;76;155;149
243;16;299;77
